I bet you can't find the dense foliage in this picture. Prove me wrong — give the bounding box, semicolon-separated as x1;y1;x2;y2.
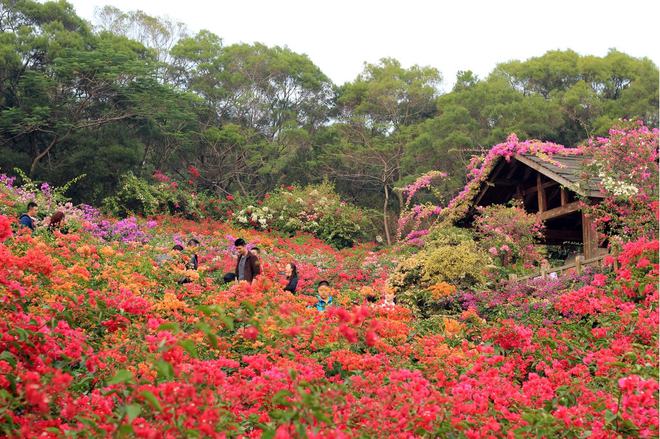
1;0;658;234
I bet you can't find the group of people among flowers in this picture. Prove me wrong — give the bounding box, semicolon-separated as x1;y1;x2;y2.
17;201;67;234
15;201;392;312
164;235;393;312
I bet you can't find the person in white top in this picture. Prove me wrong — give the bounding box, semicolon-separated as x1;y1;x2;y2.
381;289;396;308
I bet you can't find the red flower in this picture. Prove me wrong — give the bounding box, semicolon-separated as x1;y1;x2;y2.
0;215;11;242
188;165;201;179
243;326;258;340
226;194;235;201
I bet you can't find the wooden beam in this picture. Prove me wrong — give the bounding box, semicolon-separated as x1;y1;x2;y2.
490;179;519;187
538;201;581;221
522;180;558;196
560;187;568;206
537;174;547;212
514;154;582;195
474;159;507;205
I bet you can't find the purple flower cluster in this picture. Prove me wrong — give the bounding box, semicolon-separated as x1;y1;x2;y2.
88;216;153;244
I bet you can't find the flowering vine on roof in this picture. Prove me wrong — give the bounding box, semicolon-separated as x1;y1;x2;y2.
398;133;585;245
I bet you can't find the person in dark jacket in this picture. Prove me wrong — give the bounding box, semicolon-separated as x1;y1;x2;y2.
234;238;260;283
283;262;298;293
19;202;38;232
186;238;200;270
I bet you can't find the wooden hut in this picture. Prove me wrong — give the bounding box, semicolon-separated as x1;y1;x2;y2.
468;152;606;259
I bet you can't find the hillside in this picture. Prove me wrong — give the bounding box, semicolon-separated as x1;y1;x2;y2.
0;172;658;437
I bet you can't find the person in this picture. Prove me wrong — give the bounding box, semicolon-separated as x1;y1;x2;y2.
47;211;65;232
234;238;260;283
155;244;183;266
283;262;298;293
186;238;200;270
19;202;38;232
250;246;262;272
223;272;237;283
313;280;333;311
381;288;396;308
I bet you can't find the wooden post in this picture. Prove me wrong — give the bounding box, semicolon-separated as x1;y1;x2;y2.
575;255;584;274
537;174;547;213
560;187;568;206
581;212;598;259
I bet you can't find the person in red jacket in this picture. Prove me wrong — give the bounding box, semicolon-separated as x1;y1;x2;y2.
234;238;261;283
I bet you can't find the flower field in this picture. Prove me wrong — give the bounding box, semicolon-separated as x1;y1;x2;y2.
1;193;658;438
0;123;658;438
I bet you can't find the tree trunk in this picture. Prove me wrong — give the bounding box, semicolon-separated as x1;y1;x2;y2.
383;184;392;246
30;136;58;177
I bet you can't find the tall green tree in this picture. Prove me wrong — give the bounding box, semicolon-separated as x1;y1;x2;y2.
331;58;442;244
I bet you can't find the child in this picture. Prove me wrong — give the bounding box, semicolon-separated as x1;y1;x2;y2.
313;280;333;311
381;288;396;308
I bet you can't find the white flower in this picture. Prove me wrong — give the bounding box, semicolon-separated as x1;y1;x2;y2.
375;235;383;243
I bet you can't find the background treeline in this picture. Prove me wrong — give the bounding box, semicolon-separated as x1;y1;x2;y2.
1;1;658;229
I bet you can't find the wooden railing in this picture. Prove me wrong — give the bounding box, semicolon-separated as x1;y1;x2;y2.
510;253;610;283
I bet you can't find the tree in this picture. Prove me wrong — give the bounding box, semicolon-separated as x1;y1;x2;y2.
93;5;188;66
331;59;442;244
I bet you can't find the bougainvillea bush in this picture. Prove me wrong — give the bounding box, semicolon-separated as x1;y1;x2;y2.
583;121;659;245
0;168;657;437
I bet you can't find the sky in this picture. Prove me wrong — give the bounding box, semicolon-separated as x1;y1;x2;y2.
68;0;660;90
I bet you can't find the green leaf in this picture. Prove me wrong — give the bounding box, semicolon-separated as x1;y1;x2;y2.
125;404;142;422
154;360;174;381
156;322;180;333
107;369;134;385
141;390;162;411
117;424;134;436
219;315;234;331
0;351;16;368
272;389;293;407
196;322;219;349
179;339;198;358
197;305;223;316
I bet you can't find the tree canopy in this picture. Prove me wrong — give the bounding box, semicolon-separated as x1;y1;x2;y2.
1;0;657;230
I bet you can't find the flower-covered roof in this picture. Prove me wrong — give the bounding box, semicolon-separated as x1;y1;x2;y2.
444;134;601;222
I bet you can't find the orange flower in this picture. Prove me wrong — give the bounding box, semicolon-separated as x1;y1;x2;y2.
99;246;115;257
428;282;457;300
155;292;187;312
443;317;465;336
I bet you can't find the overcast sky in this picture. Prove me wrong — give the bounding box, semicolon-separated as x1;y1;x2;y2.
68;0;660;90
